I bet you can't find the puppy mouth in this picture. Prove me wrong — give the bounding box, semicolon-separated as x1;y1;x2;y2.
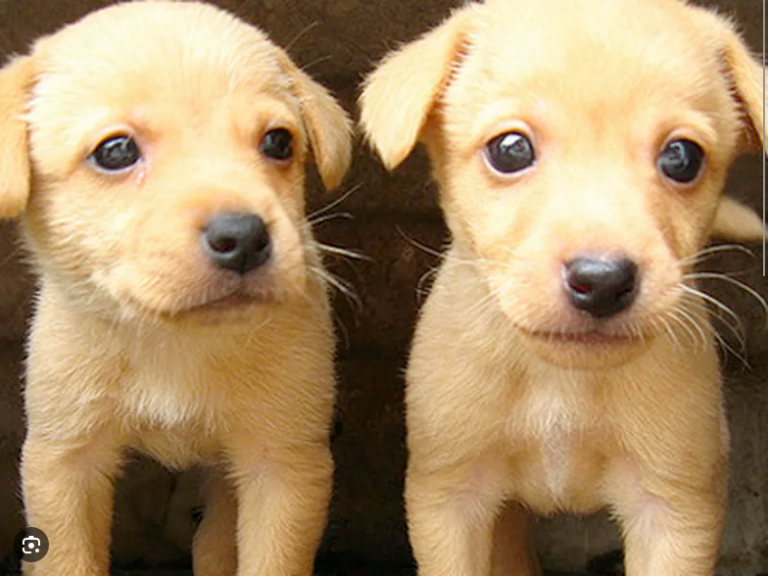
183;286;276;313
115;284;280;325
517;324;641;346
525;329;636;345
188;291;262;311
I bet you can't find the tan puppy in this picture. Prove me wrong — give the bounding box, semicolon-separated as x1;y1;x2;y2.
360;0;765;574
0;2;351;575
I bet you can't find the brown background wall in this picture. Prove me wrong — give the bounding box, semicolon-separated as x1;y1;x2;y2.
0;0;766;574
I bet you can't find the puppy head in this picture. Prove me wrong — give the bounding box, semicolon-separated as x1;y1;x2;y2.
361;0;765;367
0;1;351;325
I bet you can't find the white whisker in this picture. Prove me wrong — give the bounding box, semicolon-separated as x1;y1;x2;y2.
680;244;754;266
308;212;353;227
285;21;321;52
310;265;361;313
685;272;768;324
317;243;372;262
306;183;362;222
678;284;745;345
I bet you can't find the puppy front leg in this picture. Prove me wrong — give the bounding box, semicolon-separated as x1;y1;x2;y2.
406;468;503;576
192;467;237;576
21;432;123;576
618;485;725;576
230;442;333;576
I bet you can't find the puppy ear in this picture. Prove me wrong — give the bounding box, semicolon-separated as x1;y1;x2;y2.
703;16;766;242
0;56;34;218
359;4;479;171
275;50;352;191
706;13;765;156
711;196;765;242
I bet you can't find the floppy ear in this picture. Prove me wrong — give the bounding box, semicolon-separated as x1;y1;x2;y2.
706;12;765;155
711;196;764;242
699;12;766;242
0;56;34;218
275;50;352;191
359;4;479;171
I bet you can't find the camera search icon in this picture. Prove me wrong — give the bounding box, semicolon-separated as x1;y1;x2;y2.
14;527;49;563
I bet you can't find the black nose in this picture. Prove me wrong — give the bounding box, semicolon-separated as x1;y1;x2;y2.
563;256;638;318
201;212;271;275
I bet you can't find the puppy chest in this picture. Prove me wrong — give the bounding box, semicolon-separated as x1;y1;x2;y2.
136;423;222;469
505;385;607;512
119;350;226;431
120;361;229;467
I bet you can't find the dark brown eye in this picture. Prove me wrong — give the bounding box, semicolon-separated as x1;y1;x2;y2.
260;128;293;161
89;135;141;172
658;139;704;184
484;132;536;174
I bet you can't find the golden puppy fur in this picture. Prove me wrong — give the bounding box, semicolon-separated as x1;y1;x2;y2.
360;0;765;574
0;2;351;575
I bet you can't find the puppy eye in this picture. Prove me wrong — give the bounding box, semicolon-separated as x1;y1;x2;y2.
89;135;141;172
260;128;293;161
484;132;536;175
658;139;704;184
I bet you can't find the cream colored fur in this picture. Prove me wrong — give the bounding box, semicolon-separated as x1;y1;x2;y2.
360;0;766;575
0;2;351;575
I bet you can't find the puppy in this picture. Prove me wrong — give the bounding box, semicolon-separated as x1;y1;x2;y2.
0;2;351;575
360;0;765;574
